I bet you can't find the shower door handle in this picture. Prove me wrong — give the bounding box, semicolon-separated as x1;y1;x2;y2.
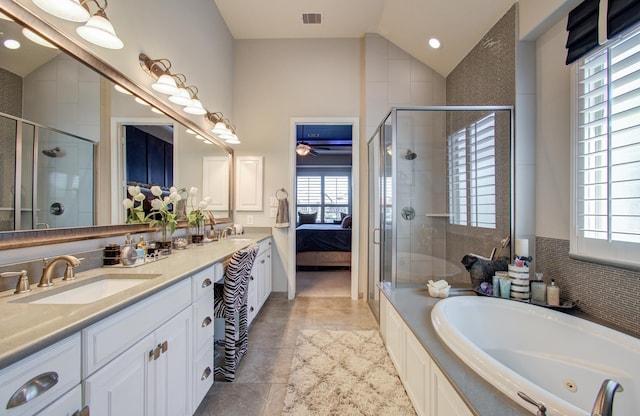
372;228;381;244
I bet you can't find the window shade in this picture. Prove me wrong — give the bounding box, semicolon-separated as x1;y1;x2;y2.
566;0;600;65
608;0;640;38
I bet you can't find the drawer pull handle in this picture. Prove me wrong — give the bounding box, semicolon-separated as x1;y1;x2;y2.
202;316;212;327
201;367;212;380
154;345;162;360
7;371;59;409
202;278;212;288
161;341;168;353
261;259;265;264
250;306;254;312
250;276;255;281
72;406;90;416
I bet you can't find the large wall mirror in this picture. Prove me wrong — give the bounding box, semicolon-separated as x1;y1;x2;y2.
0;4;233;249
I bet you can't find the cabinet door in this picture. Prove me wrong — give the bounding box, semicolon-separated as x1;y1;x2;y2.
152;307;192;416
404;329;431;416
235;156;263;211
431;365;473;416
84;333;153;416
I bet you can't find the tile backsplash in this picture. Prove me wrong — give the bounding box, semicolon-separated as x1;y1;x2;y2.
536;236;640;337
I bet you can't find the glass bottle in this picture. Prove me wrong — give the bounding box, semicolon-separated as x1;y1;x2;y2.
530;272;547;304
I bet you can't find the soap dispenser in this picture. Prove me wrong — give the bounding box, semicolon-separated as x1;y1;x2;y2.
546;279;560;306
120;233;137;266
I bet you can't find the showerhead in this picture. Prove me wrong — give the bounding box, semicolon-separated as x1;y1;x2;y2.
42;147;61;158
403;149;417;160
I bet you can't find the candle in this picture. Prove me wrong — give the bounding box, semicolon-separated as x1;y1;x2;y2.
515;238;529;258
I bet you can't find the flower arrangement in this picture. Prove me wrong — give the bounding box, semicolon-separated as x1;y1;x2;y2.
187;187;211;238
123;185;146;224
146;185;181;242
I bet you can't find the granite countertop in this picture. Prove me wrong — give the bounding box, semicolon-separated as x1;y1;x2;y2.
379;283;530;416
0;233;271;370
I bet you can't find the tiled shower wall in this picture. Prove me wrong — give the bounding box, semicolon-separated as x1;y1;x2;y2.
536;237;640;337
444;6;516;275
0;68;23;231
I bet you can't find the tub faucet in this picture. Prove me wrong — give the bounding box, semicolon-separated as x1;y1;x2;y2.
591;379;623;416
38;255;82;287
518;391;547;416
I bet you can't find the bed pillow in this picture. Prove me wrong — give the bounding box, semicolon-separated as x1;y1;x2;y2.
341;215;352;228
298;212;317;224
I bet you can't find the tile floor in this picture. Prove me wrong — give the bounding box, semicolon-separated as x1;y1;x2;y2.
194;296;378;415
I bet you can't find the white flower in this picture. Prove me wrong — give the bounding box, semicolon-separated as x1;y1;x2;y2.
134;193;146;202
151;199;163;210
163;196;171;204
170;186;178;194
189;186;198;195
122;199;134;209
198;200;208;209
151;185;162;197
169;191;181;202
128;185;141;197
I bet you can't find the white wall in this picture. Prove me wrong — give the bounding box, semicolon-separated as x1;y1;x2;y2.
233;38;361;292
535;17;572;239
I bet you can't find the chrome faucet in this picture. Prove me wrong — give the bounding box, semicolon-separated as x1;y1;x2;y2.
518;391;547;416
591;379;623;416
221;226;235;239
38;255;82;287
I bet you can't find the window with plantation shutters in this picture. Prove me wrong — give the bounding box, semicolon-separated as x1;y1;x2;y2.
296;170;351;223
572;24;640;266
448;113;497;229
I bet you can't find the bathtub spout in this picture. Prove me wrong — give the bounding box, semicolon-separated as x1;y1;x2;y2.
591;379;623;416
517;391;547;416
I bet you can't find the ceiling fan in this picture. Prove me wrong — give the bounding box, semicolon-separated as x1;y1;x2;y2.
296;141;328;156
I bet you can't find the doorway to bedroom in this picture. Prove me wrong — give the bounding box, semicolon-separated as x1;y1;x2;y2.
292;121;357;298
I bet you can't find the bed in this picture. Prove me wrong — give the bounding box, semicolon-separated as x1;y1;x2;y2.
296;223;352;268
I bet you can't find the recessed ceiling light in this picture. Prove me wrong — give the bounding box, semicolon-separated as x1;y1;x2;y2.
3;39;20;49
428;38;441;49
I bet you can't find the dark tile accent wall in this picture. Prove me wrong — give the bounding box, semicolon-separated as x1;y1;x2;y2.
444;5;516;276
536;236;640;337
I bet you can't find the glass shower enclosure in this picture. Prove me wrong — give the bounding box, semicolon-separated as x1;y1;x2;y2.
368;106;513;319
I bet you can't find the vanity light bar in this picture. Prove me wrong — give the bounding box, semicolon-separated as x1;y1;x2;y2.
140;54;241;144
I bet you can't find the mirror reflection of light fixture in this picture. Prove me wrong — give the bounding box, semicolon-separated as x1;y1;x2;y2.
3;39;20;50
296;143;311;156
134;96;149;106
75;1;124;49
114;83;131;95
22;28;58;49
33;0;91;22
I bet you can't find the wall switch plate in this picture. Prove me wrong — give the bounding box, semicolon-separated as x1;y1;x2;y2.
247;215;253;225
270;208;277;218
270;197;278;207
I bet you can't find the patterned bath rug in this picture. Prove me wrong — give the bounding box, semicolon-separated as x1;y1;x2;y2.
282;329;416;416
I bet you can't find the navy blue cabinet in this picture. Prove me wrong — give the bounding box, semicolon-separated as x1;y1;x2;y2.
125;126;173;187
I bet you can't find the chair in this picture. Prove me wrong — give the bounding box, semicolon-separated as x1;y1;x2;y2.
213;244;259;381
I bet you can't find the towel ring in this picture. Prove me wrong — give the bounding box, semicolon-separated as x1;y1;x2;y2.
276;188;288;200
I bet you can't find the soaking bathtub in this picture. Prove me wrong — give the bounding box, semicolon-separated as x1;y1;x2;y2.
431;296;638;415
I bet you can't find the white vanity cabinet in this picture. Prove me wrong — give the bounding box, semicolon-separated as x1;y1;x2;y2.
248;238;272;325
0;333;81;416
191;263;220;409
83;278;193;416
380;296;472;416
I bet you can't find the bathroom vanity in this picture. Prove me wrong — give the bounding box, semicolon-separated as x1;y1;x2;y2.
0;234;271;415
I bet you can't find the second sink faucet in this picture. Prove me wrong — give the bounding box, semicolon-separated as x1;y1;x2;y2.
38;255;82;287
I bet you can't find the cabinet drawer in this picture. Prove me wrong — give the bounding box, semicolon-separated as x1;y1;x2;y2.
193;345;214;409
257;238;271;254
192;263;223;301
83;278;191;377
35;384;82;416
193;293;214;353
0;333;80;416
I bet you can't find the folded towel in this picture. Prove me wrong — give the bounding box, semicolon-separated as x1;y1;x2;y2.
274;197;289;228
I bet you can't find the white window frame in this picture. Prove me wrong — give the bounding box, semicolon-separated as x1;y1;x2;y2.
296;168;352;223
570;24;640;269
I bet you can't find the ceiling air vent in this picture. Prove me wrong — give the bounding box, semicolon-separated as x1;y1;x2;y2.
302;13;322;24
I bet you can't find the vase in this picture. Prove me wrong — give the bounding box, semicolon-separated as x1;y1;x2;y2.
157;224;172;254
191;222;204;245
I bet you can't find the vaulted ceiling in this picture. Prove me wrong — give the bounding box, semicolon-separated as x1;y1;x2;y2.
214;0;517;76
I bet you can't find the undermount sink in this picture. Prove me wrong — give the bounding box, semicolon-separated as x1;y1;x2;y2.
227;237;252;242
11;274;160;305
